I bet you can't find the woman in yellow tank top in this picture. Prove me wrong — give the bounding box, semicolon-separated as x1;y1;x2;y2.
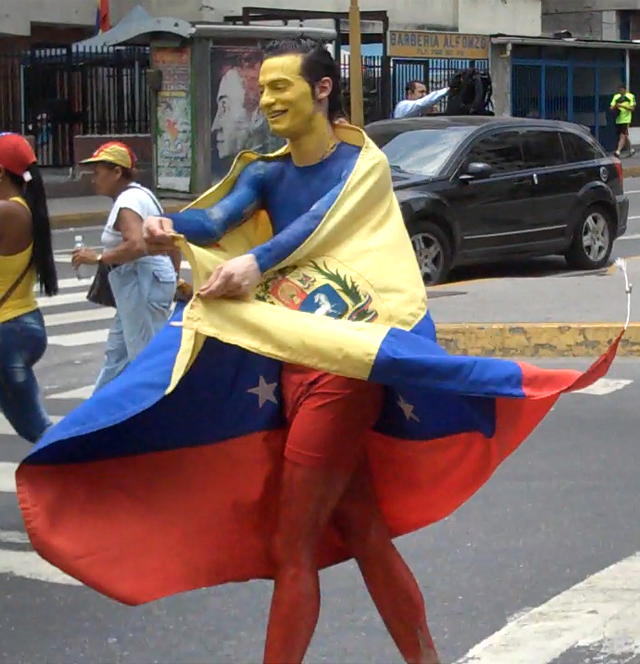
0;133;58;442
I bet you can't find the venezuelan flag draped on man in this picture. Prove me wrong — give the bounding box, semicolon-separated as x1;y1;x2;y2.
16;38;625;664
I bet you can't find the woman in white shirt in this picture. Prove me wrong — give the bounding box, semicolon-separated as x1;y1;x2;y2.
71;141;178;391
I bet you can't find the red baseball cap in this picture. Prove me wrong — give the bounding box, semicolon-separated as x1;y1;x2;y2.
0;133;37;181
80;141;137;169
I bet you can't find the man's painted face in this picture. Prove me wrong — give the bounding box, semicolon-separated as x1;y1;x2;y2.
258;55;316;139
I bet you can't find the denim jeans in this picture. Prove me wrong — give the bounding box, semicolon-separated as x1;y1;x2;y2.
0;309;51;443
94;256;176;392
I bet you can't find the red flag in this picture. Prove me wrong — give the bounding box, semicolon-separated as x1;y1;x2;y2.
96;0;110;34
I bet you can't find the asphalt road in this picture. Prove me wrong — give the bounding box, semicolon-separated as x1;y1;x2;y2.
52;175;640;286
0;185;639;662
0;245;639;661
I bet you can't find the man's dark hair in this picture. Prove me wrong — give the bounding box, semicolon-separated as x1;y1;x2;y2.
405;80;424;95
263;38;345;121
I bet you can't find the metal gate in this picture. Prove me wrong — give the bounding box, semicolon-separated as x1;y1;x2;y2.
512;51;625;151
392;57;490;112
22;47;78;168
0;45;151;168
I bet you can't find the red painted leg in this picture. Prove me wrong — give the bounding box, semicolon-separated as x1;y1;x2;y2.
263;461;354;664
334;466;441;664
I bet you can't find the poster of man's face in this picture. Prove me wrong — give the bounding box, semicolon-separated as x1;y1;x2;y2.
210;46;285;179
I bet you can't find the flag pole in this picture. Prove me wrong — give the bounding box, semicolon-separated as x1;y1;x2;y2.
348;0;364;127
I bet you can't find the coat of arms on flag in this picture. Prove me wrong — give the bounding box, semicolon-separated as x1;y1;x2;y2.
255;259;379;322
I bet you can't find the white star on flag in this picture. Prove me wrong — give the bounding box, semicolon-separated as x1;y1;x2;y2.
247;376;278;408
398;395;419;422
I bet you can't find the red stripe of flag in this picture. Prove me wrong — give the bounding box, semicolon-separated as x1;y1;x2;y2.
97;0;110;34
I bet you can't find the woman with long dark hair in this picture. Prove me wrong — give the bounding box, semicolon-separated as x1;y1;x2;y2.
0;132;58;442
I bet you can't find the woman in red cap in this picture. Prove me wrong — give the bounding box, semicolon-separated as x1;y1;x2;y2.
0;132;58;442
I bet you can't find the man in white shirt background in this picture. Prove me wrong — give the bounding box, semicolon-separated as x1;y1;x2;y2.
393;80;450;119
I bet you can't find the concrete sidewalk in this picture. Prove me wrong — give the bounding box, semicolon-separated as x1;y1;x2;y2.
620;152;640;178
48;195;191;229
429;257;639;356
47;156;640;230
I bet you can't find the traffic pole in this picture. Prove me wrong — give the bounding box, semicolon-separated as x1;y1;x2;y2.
348;0;364;127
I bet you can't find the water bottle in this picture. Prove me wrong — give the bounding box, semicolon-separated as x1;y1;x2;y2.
73;235;93;280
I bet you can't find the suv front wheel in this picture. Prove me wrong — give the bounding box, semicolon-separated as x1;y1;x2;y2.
565;205;614;270
410;220;453;285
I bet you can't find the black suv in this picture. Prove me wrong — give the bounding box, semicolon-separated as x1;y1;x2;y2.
366;116;629;284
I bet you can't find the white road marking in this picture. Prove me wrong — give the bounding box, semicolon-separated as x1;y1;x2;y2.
45;307;114;327
48;385;94;400
618;233;640;240
0;530;29;544
0;540;81;586
0;414;63;437
54;254;192;271
576;600;640;660
0;461;17;493
455;552;640;663
48;329;109;346
38;290;90;309
574;378;633;395
37;277;92;290
53;252;98;262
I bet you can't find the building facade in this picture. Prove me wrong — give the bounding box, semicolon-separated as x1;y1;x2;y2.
2;0;543;41
542;0;640;41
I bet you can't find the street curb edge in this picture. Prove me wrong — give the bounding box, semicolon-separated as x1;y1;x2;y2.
50;203;185;230
436;322;639;357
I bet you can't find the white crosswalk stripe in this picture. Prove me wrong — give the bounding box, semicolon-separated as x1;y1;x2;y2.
37;258;192;347
0;258;637;596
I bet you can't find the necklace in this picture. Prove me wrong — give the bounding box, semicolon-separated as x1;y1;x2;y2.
323;139;340;160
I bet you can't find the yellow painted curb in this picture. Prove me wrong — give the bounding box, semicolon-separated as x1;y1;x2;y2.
50;203;186;230
436;322;640;357
623;165;640;178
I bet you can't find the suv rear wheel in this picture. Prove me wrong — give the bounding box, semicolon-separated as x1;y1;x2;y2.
565;205;614;270
410;220;453;285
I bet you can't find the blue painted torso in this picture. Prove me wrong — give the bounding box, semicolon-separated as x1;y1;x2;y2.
168;141;361;273
259;142;360;233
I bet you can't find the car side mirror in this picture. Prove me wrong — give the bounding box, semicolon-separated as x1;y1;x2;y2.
459;161;492;182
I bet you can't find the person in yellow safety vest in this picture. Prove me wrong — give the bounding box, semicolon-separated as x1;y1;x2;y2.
610;83;636;158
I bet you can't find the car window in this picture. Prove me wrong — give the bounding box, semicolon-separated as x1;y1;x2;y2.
561;131;604;162
380;127;474;177
521;129;565;168
465;131;524;174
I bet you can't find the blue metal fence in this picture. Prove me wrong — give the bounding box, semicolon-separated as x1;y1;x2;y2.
512;49;625;151
392;57;489;112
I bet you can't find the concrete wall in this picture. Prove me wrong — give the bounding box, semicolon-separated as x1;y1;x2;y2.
126;0;543;33
542;7;619;39
3;0;543;36
490;44;512;117
459;0;541;37
113;0;459;30
0;0;96;36
544;0;640;11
